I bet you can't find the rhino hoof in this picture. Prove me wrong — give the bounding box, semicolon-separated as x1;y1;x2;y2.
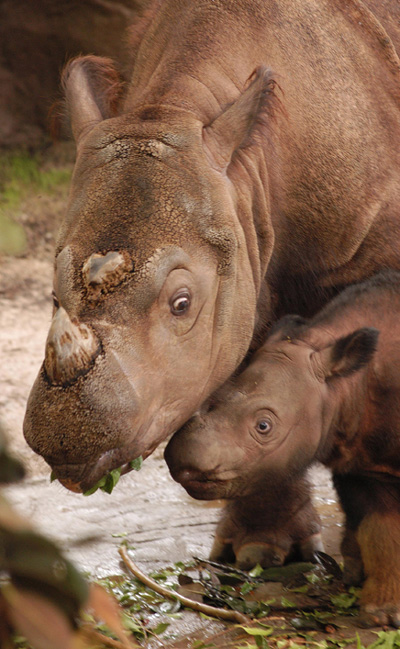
358;603;400;628
235;542;286;570
209;536;236;564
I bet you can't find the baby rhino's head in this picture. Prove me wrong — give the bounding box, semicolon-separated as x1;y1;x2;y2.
165;318;378;499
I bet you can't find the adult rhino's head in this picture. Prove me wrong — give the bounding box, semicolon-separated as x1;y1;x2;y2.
24;57;277;492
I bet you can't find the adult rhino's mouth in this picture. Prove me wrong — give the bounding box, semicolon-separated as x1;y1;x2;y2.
51;445;151;494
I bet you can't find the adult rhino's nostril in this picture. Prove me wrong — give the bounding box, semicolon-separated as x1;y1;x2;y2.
44;306;101;385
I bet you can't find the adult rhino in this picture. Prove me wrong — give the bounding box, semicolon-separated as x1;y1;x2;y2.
24;0;400;551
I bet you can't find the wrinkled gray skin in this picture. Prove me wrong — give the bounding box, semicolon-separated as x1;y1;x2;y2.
165;271;400;627
23;0;400;494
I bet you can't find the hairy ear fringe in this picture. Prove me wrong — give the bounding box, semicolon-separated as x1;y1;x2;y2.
48;55;124;141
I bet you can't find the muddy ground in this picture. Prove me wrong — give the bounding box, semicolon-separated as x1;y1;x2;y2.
0;145;380;647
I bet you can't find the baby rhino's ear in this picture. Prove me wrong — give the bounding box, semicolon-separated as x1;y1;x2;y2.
320;327;379;379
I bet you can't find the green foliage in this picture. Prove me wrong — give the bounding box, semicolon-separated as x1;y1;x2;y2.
248;564;264;578
83;457;143;496
0;213;26;255
129;457;143;472
330;592;357;611
0;152;71;210
236;625;273;636
83;467;123;496
367;630;400;648
99;560;195;621
0;150;71;255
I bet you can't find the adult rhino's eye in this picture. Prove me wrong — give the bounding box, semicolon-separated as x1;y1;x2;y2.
170;290;191;316
256;418;273;434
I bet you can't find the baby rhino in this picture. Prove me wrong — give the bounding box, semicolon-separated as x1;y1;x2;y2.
165;270;400;627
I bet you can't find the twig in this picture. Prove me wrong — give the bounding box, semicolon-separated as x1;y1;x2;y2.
194;556;264;582
119;546;249;624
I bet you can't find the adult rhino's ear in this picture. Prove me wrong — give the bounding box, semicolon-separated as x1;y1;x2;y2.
320;328;379;379
60;56;123;144
202;66;278;170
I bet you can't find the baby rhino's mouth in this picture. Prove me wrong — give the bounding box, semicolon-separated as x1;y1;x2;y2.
172;467;230;500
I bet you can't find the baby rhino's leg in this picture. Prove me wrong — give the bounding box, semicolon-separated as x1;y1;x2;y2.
210;502;293;568
210;475;323;570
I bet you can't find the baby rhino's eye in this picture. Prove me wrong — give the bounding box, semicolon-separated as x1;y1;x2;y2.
256;418;273;434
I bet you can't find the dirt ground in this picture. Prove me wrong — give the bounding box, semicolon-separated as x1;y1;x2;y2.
0;145;381;647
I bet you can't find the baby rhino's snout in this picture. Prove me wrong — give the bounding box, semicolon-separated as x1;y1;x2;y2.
164;416;222;486
165;413;244;500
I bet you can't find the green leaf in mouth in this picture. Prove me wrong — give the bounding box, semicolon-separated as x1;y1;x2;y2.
83;456;143;496
83;468;121;496
129;456;143;471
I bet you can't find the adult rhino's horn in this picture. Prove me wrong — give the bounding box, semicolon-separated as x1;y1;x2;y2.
62;56;123;143
202;66;278;170
44;307;101;385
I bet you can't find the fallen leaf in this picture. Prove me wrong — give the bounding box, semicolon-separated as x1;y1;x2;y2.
236;625;274;636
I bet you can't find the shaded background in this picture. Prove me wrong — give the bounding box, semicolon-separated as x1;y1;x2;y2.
0;0;146;149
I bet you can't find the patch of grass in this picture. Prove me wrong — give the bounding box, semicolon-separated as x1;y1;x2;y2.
0;213;26;255
0;151;71;213
0;148;73;256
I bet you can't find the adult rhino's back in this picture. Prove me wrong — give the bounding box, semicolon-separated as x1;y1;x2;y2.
24;0;400;493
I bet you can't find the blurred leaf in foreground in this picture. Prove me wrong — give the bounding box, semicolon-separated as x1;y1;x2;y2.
0;426;137;648
0;425;25;484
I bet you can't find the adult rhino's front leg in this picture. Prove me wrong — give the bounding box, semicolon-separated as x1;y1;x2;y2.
340;526;364;587
210;476;323;570
334;474;400;628
356;511;400;628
